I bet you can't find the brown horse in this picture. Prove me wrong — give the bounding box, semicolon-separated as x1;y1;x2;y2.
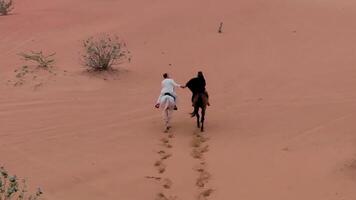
191;93;208;132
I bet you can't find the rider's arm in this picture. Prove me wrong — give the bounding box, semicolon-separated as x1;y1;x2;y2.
171;79;181;88
185;79;194;90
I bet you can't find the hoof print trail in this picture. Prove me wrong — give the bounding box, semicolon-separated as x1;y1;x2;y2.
162;178;173;189
161;152;172;160
161;137;173;148
198;189;214;200
153;132;177;200
155;193;177;200
155;193;168;200
154;159;166;174
157;150;165;154
191;132;214;200
155;160;163;167
192;148;203;159
145;176;162;181
193;163;206;172
196;171;211;187
191;146;208;159
161;137;169;144
200;145;209;153
157;163;166;174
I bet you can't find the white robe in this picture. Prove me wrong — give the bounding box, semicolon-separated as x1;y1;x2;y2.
156;78;181;104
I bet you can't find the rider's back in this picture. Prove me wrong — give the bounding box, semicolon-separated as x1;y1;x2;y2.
186;77;206;93
161;78;177;94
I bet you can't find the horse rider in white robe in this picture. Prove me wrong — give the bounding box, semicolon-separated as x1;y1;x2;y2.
155;73;184;110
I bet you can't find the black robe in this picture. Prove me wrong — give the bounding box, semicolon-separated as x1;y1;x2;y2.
185;77;206;102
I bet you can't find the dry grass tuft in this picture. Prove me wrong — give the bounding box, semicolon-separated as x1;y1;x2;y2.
0;166;43;200
0;0;13;15
82;34;130;71
18;51;56;69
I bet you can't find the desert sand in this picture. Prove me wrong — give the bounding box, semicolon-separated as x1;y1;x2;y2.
1;0;356;199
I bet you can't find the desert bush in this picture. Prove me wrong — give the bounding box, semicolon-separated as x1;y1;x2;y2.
0;166;43;200
82;34;129;71
18;51;56;69
0;0;13;15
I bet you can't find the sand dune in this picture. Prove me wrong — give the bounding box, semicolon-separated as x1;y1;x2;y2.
1;0;356;199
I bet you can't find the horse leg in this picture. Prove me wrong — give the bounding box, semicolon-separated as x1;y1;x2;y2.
201;107;206;132
164;109;170;132
167;109;172;129
196;110;200;128
191;105;199;117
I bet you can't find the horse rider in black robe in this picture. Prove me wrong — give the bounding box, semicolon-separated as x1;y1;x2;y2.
184;71;210;106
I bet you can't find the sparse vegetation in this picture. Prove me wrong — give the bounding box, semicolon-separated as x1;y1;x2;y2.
8;51;58;88
18;51;56;69
82;34;129;71
0;0;13;16
218;22;223;33
0;166;43;200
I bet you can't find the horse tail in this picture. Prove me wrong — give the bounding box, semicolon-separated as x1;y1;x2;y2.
191;94;202;117
161;95;174;111
161;96;168;110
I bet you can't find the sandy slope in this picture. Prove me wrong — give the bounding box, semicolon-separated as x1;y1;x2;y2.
1;0;356;199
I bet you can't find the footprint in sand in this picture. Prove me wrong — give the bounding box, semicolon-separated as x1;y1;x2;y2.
191;132;214;200
191;145;209;159
191;148;203;159
191;134;209;147
161;137;170;144
145;176;162;181
193;163;206;172
196;171;212;190
154;160;163;167
198;189;214;200
161;138;173;148
196;171;211;187
199;145;209;153
154;159;167;173
191;136;203;148
152;131;177;200
155;193;177;200
158;150;172;160
162;178;173;189
157;163;166;174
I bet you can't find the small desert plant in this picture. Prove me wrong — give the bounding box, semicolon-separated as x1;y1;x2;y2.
82;34;129;71
18;51;56;69
0;0;13;16
218;22;223;33
0;166;43;200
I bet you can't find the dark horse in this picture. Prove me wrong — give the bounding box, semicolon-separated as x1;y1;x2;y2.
191;92;208;132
